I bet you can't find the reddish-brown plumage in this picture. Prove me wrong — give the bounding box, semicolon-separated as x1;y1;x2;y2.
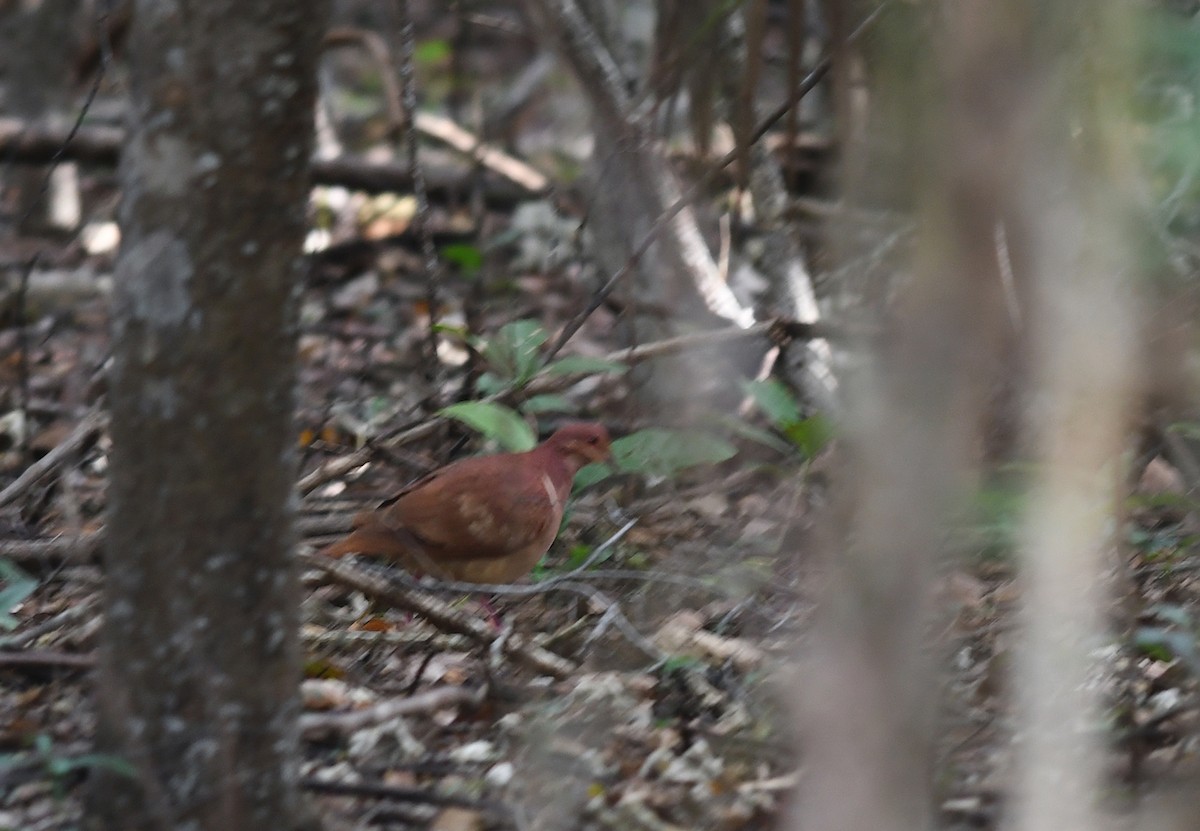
323;423;612;583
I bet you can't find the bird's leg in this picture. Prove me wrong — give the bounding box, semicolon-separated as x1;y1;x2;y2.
476;594;503;629
404;650;438;696
487;619;514;674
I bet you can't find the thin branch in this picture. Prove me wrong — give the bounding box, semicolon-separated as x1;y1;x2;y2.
539;2;890;365
0;532;104;566
0;650;95;670
374;518;637;599
394;0;443;379
297;549;577;679
299;684;486;739
301;777;514;821
323;26;549;193
295;317;829;494
0;595;100;650
354;521;664;662
0;406;107;510
415;111;548;192
14;253;38;435
0;118;543;207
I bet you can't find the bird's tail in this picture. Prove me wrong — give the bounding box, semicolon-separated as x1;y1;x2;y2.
320;514;400;559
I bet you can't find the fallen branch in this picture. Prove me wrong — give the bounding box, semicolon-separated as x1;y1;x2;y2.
297;549;576;679
0;595;101;650
0;650;95;670
300;684;486;739
301;776;512;819
324;26;549;193
0;406;107;510
0;533;104;566
359;519;663;662
0;117;541;208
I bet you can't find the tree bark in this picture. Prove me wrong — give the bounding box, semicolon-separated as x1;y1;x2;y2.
0;0;80;233
86;1;328;829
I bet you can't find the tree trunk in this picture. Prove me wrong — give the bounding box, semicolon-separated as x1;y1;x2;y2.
0;0;80;234
86;1;328;829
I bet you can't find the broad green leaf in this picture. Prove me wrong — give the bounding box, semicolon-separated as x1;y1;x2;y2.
431;321;468;338
566;544;595;568
440;402;535;451
741;380;833;458
56;753;138;779
1127;490;1198;514
742;379;801;429
612;429;737;479
782;414;834;458
414;39;452;65
542;356;628;376
1168;421;1200;441
1135;626;1200;676
573;461;613;490
721;417;795;455
475;372;507;396
521;394;575;414
440;243;483;276
482;320;548;383
1149;602;1194;628
0;559;37;632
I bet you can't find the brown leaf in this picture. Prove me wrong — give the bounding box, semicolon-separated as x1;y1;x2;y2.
430;807;484;831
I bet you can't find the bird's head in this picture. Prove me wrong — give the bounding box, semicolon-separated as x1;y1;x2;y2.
545;422;612;468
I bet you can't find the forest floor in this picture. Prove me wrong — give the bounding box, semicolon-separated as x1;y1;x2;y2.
4;7;1200;823
2;201;1199;831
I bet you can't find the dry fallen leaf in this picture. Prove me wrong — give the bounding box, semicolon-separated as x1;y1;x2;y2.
429;807;485;831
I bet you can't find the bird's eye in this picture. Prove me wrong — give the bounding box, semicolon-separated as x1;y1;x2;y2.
586;436;599;444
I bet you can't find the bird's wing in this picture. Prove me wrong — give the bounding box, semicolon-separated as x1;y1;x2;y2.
383;453;564;562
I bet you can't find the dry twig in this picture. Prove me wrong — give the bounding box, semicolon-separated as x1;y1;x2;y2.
300;684;486;739
0;407;107;510
0;533;103;566
297;549;576;679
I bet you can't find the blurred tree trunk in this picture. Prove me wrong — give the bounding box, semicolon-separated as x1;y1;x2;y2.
793;1;1141;830
85;1;328;829
0;0;80;234
522;0;759;417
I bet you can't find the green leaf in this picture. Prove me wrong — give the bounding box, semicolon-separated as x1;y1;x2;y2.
481;320;548;384
573;462;613;490
721;416;795;455
782;414;834;458
440;402;536;451
742;379;801;428
440;243;483;276
56;753;138;779
561;542;615;570
414;39;452;65
475;372;507;396
542;356;628;377
566;544;595;568
1168;421;1200;441
431;321;468;338
1135;626;1200;676
1149;603;1194;629
612;429;737;479
0;559;37;632
521;394;575;415
661;655;705;672
740;380;833;458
